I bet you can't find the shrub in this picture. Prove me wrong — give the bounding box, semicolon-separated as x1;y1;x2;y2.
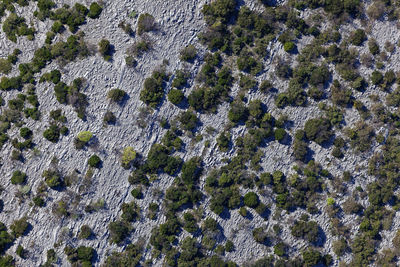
180;45;197;61
283;41;296;52
10;217;29;237
77;131;93;143
168;89;184;105
179;111;198;131
20;127;32;139
78;225;92;239
244;192;259;208
43;125;60;143
371;70;383;85
140;69;167;108
103;111;116;124
131;188;143;199
121;147;136;169
107;88;126;103
43;169;62;188
51;21;64;33
252;227;268;243
98;39;112;61
33;196;45;207
11;170;26;185
88;2;103;19
88;155;101;168
108;220;130;244
274;128;286;142
137;13;156;35
304;117;332;145
291;219;320;243
228;101;248;123
0;59;11;74
125;56;137;67
350;29;366;46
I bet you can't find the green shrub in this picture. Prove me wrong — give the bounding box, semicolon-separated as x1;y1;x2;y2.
77;131;93;143
78;225;92;239
180;45;197;61
103;111;116;124
350;29;366;46
121;147;136;169
125;56;137;67
168;89;184;105
10;217;29;237
368;39;380;55
33;196;45;207
137;13;156;35
304;117;332;145
88;155;101;168
140;69;168;108
244;192;259;208
11;170;26;185
43;125;60;143
371;70;383;85
283;41;296;52
88;2;103;19
107;88;126;103
99;39;112;61
43;169;62;188
274;128;286;142
291;219;320;243
131;188;143;199
20;127;32;139
228;101;248;123
252;227;268;243
0;59;11;74
109;220;130;244
179;111;198;131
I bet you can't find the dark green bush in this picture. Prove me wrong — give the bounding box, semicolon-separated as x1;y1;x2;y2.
78;225;92;239
274;128;286;142
350;29;366;46
371;70;383;85
20;127;32;139
304;117;332;145
108;220;130;244
168;89;184;105
88;155;101;168
88;2;102;19
140;69;167;108
43;125;60;143
228;101;248;123
244;192;259;208
291;219;320;243
179;111;198;131
11;170;26;185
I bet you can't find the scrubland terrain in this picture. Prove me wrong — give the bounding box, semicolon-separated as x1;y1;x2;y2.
1;0;400;266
